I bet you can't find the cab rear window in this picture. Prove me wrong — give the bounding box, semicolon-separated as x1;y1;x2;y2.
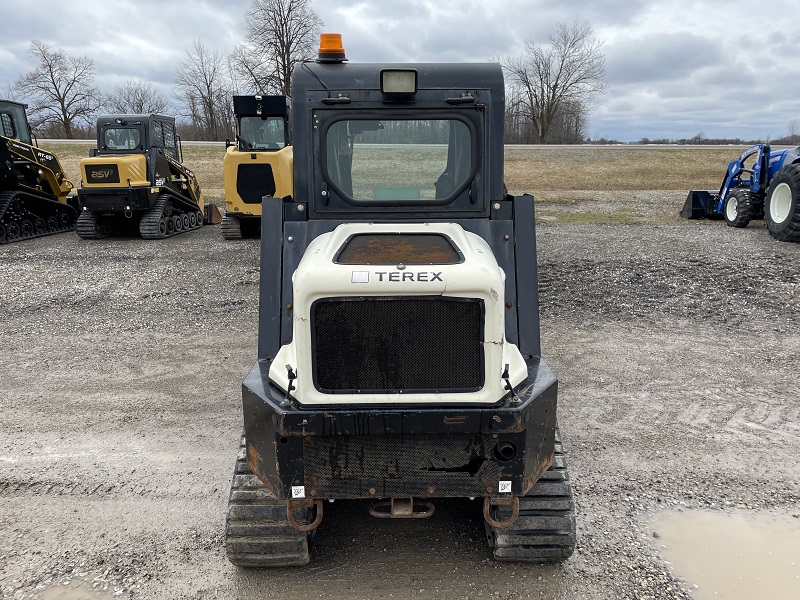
324;118;473;204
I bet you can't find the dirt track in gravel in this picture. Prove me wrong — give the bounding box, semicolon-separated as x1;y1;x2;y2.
1;191;799;599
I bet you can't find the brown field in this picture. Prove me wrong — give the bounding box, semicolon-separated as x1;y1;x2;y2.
41;142;742;208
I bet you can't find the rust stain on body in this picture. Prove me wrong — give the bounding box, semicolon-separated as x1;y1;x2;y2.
523;452;554;495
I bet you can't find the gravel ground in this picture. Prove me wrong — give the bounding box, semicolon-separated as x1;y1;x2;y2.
1;191;799;599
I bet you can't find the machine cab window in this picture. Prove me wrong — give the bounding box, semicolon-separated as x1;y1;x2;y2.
0;102;32;145
239;116;287;150
103;127;142;151
324;118;473;204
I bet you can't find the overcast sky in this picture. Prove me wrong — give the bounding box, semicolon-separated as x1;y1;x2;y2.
1;0;799;142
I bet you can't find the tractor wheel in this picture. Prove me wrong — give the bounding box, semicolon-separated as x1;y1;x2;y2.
765;164;800;242
724;190;753;228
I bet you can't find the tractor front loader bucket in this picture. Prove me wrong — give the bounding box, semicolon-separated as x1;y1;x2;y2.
681;190;720;219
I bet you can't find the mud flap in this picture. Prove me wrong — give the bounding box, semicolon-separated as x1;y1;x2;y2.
204;202;223;224
681;190;720;219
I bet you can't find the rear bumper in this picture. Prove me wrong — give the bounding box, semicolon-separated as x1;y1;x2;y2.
78;187;153;212
241;357;558;500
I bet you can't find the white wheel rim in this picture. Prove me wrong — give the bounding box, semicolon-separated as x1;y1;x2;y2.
726;196;738;221
771;182;792;224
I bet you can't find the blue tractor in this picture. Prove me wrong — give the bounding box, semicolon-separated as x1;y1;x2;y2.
682;144;800;242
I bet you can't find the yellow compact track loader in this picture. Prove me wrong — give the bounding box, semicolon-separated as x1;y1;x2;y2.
77;114;217;239
0;99;77;244
221;96;292;239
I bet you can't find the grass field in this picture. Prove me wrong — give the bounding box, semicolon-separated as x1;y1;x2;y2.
40;142;743;207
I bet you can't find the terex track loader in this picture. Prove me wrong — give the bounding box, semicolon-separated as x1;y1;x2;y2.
77;114;218;240
682;143;800;242
221;95;293;239
225;34;576;566
0;99;78;244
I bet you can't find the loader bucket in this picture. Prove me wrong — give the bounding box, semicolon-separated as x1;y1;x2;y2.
204;203;223;225
681;190;719;219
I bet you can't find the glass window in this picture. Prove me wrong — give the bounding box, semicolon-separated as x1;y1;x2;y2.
162;122;177;160
0;104;31;144
239;116;287;150
152;121;164;149
324;118;472;203
1;112;17;139
104;127;141;151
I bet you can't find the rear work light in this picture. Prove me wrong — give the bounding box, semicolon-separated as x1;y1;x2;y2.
381;69;418;95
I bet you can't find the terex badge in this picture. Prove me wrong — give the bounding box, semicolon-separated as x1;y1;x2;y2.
351;271;369;283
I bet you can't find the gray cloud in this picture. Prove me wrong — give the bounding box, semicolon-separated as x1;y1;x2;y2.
1;0;799;141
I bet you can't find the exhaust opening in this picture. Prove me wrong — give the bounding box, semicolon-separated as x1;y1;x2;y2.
494;441;516;462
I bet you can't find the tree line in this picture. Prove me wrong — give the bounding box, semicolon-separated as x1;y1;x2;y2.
7;4;606;144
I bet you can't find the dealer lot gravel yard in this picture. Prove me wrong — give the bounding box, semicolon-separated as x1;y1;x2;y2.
1;186;799;599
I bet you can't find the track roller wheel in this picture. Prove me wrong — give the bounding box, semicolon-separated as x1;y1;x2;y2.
20;219;33;238
0;223;6;243
34;218;46;235
7;222;20;241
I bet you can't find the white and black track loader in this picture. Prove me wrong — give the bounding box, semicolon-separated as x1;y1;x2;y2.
225;34;576;566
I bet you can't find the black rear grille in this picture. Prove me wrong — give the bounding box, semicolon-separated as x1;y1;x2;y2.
312;296;484;393
303;433;502;498
236;163;275;203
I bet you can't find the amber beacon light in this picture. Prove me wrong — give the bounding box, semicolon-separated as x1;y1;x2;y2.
317;33;347;63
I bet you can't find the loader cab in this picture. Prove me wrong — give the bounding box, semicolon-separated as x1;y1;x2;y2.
94;114;180;161
292;61;505;220
0;100;33;145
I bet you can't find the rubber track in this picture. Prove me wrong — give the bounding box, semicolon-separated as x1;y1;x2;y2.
221;214;243;240
76;211;108;239
225;437;313;567
139;194;203;239
485;428;577;562
0;190;76;244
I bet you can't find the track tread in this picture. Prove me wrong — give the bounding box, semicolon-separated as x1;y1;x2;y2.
139;193;204;239
221;213;243;239
0;190;77;244
225;437;312;567
485;426;576;562
76;211;108;239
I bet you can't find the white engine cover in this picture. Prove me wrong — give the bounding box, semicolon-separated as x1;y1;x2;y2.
269;222;527;405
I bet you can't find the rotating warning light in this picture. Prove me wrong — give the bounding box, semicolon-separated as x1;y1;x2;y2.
317;33;347;63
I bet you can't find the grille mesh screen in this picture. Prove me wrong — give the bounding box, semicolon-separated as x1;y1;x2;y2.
313;297;483;392
236;163;276;203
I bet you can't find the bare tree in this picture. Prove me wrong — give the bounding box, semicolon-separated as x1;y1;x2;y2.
232;0;323;95
174;40;234;140
789;119;800;142
14;40;101;138
106;80;168;114
504;22;606;144
229;44;274;94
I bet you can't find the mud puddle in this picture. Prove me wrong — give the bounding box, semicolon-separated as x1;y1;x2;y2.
649;509;800;599
34;579;119;599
